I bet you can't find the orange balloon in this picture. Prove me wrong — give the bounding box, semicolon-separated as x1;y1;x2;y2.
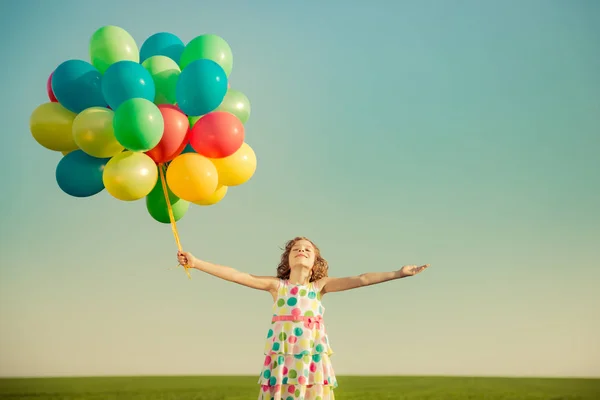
210;142;256;186
193;185;228;206
166;153;219;202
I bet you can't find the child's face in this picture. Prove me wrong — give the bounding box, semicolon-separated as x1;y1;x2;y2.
288;239;316;271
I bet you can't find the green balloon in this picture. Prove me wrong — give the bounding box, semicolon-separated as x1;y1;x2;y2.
188;115;202;127
113;98;164;152
216;89;251;124
179;34;233;76
146;179;190;224
142;56;180;105
90;26;139;73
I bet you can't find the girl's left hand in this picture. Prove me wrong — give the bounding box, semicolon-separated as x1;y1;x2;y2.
400;264;430;277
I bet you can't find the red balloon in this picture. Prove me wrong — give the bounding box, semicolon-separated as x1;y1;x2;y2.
190;111;244;159
47;72;58;102
145;105;190;164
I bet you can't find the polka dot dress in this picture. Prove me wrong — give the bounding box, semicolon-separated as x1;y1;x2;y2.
258;280;338;400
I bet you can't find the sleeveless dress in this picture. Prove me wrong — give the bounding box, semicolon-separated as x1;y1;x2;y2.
258;279;338;400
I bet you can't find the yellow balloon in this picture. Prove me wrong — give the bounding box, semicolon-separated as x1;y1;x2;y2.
103;151;158;201
193;185;228;206
72;107;124;158
30;102;78;152
61;149;75;156
166;153;219;202
210;142;257;186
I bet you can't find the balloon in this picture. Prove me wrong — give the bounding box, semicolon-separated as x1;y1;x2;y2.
145;105;189;164
181;143;196;154
190;111;244;158
141;56;180;105
113;98;164;152
72;107;124;158
140;32;185;64
166;153;218;202
179;34;233;77
103;151;158;201
146;179;190;223
101;61;155;110
211;142;257;186
179;116;201;155
55;150;109;197
216;89;251;124
51;60;106;113
47;72;57;102
193;185;228;206
89;25;139;74
188;115;202;128
176;59;228;116
30;102;78;152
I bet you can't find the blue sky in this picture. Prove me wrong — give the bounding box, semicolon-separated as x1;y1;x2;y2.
0;0;599;378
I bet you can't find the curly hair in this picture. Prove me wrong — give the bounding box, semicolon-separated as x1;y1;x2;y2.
276;237;329;282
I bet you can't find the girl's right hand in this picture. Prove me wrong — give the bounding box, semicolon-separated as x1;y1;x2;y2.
177;250;196;268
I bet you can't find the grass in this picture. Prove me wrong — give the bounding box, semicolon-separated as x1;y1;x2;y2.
0;375;598;399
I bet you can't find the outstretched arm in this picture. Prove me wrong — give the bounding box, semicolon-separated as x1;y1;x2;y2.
320;264;430;294
177;251;279;293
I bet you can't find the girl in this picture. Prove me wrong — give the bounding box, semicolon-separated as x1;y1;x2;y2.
177;236;429;400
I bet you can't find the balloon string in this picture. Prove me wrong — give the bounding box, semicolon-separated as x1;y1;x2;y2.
158;163;191;280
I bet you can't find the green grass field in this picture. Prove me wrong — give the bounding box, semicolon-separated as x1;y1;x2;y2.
0;376;598;399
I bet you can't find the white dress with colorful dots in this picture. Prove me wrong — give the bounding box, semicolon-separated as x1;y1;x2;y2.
258;279;338;400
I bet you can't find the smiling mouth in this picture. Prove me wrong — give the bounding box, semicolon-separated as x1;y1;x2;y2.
296;254;307;258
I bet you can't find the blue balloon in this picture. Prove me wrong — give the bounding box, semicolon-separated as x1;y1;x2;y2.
101;61;156;110
140;32;185;64
181;143;196;154
176;59;228;116
55;150;109;198
51;60;107;113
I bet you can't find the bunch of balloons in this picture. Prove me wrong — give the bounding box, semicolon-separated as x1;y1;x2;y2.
30;25;256;224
